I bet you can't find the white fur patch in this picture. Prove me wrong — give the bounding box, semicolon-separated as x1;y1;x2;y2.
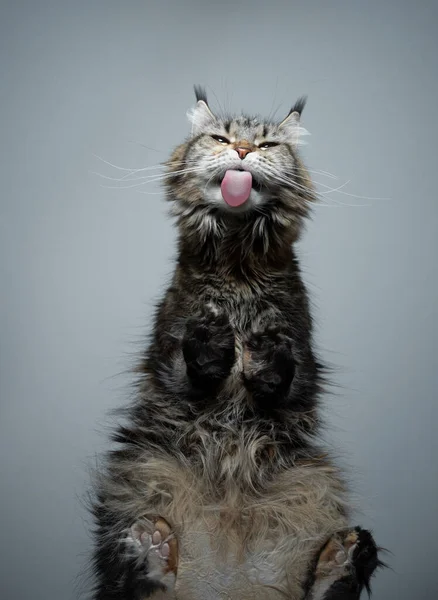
187;100;216;137
278;112;311;146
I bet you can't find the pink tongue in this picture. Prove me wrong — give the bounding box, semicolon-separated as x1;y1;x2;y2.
221;170;252;207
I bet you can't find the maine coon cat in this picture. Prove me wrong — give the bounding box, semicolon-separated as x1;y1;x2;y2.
90;87;382;600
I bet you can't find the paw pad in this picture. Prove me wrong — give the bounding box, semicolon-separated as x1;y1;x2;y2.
129;516;178;578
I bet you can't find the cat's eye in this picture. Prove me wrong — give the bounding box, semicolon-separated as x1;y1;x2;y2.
211;135;230;144
258;141;279;149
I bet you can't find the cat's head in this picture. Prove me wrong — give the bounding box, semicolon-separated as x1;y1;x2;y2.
165;86;316;243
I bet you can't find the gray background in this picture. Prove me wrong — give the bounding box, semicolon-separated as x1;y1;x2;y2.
1;1;437;598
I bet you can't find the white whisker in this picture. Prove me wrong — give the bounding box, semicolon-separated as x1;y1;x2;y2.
91;154;159;173
305;168;339;181
314;179;389;201
92;160;205;182
203;167;222;197
126;140;165;153
96;167;205;190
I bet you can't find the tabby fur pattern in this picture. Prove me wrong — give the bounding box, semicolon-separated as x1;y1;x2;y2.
90;87;382;600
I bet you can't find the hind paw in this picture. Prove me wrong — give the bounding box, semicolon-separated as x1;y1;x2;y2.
126;516;178;590
317;528;379;579
308;527;383;599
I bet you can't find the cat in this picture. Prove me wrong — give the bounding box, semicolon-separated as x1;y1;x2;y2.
89;86;383;600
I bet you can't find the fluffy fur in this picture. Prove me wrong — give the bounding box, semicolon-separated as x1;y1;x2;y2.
89;87;382;600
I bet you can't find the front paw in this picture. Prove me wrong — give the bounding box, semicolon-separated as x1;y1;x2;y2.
243;327;295;406
182;308;235;391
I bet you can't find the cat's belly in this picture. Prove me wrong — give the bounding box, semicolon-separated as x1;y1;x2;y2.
174;524;312;600
129;455;349;600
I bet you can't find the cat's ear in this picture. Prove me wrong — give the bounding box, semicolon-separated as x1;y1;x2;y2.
187;85;216;136
278;96;309;145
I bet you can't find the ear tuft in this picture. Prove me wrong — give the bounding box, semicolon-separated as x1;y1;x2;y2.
187;88;216;137
286;95;307;120
194;84;208;104
279;95;310;145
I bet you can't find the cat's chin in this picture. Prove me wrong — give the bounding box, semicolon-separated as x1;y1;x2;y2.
203;182;265;214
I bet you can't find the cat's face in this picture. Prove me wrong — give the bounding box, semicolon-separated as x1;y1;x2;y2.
166;88;315;238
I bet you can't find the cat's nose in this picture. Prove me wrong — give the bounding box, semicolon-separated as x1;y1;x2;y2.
235;147;252;160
